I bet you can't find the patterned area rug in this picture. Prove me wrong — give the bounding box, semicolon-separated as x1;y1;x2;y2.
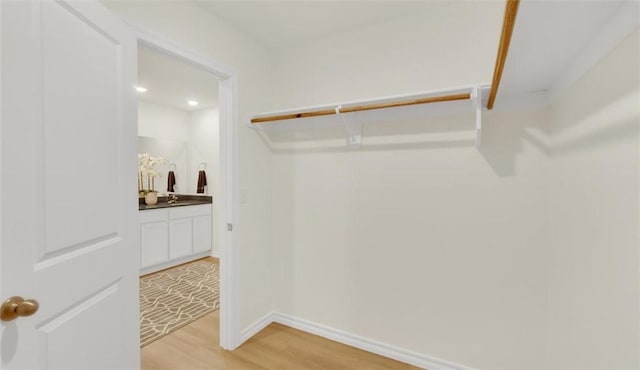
139;259;219;347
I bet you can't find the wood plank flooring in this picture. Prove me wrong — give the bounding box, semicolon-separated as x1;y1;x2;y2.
142;311;422;370
141;283;421;369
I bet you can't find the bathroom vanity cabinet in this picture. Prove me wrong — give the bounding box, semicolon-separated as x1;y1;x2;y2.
139;201;212;275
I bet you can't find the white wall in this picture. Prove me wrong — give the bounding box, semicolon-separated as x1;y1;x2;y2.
272;1;503;109
268;3;549;369
268;9;639;370
271;110;550;369
188;108;220;255
187;108;219;196
103;0;276;330
543;31;639;370
138;100;189;140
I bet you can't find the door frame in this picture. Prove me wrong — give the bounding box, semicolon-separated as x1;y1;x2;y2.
133;27;241;349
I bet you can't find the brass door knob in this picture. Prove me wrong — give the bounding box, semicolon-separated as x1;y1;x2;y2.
1;296;39;321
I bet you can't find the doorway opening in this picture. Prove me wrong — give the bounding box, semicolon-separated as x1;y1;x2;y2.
134;31;239;353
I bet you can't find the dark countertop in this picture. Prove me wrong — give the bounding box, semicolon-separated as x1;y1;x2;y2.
139;194;213;211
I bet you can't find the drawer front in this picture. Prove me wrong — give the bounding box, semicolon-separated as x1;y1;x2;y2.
139;209;168;223
169;204;211;219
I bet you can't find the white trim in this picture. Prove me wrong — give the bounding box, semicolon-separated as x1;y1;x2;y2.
139;251;212;276
240;311;275;344
218;71;240;349
130;24;236;80
131;27;241;349
239;312;475;370
0;8;4;363
246;83;490;127
548;1;639;101
209;250;220;259
490;90;550;112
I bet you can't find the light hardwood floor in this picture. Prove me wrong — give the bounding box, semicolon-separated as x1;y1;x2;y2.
141;256;420;370
141;311;422;370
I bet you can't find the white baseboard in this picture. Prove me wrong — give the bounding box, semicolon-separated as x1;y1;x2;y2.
210;250;219;258
240;311;275;344
239;311;475;370
139;251;212;276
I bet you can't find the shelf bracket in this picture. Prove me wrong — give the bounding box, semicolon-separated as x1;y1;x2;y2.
337;106;362;148
472;86;483;148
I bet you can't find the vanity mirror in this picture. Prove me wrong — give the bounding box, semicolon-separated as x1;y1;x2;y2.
136;43;219;197
138;136;188;194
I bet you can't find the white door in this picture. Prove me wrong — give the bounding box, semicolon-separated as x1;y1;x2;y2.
0;1;139;369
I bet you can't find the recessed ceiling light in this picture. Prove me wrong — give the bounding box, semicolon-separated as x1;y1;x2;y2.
135;86;147;93
187;100;199;107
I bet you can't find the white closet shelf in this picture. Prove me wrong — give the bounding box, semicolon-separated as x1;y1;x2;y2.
246;0;522;148
247;84;490;148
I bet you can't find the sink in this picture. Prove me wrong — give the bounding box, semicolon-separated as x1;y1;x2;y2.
167;200;204;207
139;194;212;211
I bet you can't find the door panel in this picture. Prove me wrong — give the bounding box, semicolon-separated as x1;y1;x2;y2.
141;222;169;267
41;0;119;253
193;215;212;253
169;218;193;259
37;281;124;370
1;1;139;369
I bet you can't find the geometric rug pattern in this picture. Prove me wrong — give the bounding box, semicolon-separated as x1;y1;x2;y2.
139;259;219;347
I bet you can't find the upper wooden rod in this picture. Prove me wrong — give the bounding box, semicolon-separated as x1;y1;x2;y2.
340;93;470;113
487;0;520;110
251;108;338;123
251;92;471;124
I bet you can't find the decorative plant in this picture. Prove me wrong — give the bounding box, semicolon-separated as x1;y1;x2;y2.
138;153;168;195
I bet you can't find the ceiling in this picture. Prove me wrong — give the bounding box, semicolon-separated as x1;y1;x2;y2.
137;44;219;111
498;0;625;97
195;1;435;49
136;0;631;111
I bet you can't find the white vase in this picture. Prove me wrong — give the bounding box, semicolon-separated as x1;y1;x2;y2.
145;192;158;206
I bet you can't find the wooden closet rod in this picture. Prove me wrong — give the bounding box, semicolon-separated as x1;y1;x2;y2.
251;92;471;124
340;93;470;113
487;0;520;110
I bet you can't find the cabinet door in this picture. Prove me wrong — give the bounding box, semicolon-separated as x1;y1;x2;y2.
169;218;193;259
140;221;169;268
193;215;212;253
